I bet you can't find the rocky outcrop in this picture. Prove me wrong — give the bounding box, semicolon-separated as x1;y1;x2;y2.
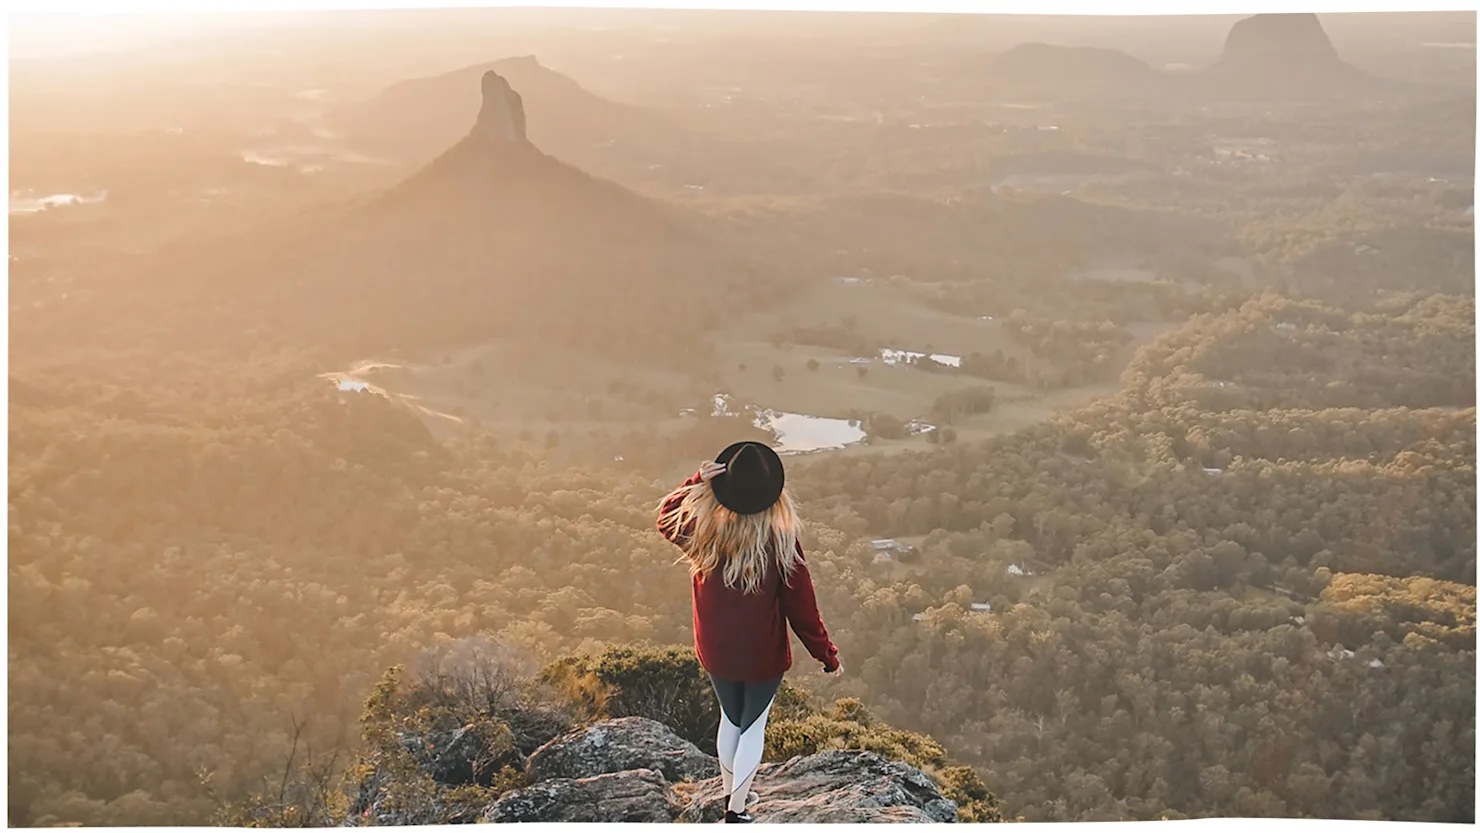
473;70;527;145
479;719;959;823
352;716;961;824
525;716;718;784
481;768;682;823
676;750;960;824
484;749;959;824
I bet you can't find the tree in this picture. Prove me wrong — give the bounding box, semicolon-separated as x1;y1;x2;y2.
869;413;907;440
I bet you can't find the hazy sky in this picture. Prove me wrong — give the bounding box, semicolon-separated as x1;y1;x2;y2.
9;12;321;58
8;2;1476;61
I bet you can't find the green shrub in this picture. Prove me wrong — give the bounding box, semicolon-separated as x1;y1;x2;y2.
765;697;944;768
540;645;813;756
935;765;1005;823
313;646;565;826
541;645;720;752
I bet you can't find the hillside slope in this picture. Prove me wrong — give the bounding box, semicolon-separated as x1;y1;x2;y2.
87;69;768;362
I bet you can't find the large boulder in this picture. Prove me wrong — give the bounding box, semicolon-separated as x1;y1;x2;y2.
525;716;719;785
480;768;682;823
675;750;959;824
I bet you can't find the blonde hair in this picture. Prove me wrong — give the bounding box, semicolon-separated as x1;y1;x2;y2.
657;480;802;594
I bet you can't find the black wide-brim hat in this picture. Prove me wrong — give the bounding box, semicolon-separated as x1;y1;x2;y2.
711;441;785;516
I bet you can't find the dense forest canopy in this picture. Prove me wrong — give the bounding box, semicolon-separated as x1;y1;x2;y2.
9;288;1474;824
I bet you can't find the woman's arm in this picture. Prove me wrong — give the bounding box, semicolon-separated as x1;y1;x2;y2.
656;470;704;544
779;541;841;672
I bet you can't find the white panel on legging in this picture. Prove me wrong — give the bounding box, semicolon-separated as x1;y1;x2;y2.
728;698;774;814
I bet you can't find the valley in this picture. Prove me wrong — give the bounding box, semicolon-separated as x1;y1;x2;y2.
7;8;1475;827
321;273;1181;469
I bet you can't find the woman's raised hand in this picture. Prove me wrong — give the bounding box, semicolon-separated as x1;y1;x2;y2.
699;460;727;482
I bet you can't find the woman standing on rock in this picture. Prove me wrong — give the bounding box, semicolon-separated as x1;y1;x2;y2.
657;441;843;824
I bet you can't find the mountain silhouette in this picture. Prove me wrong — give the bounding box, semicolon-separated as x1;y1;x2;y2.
972;15;1431;105
331;55;809;196
985;43;1166;98
330;56;675;165
1198;13;1387;100
139;70;761;360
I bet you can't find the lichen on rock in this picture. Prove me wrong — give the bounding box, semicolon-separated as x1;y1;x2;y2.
525;716;719;784
481;767;682;823
485;720;959;824
675;749;959;824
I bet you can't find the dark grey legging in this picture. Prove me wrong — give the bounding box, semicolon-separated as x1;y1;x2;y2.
710;674;782;813
710;674;782;732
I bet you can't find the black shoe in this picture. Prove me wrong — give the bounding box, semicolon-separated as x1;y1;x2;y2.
724;810;754;824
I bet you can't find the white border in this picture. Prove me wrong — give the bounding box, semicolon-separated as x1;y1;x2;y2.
3;1;1475;833
7;1;1480;15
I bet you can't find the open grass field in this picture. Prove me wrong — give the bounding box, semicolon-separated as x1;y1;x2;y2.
708;277;1180;460
726;276;1030;359
332;275;1182;467
708;277;1043;421
334;336;705;445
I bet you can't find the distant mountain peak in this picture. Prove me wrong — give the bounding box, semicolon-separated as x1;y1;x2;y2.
1219;13;1342;69
474;70;528;145
328;54;671;165
1200;12;1375;99
995;42;1157;76
497;54;543;69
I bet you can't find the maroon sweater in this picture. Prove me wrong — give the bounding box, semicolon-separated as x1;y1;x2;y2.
658;472;840;682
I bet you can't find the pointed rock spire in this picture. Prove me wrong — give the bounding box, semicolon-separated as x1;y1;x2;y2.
474;70;528;144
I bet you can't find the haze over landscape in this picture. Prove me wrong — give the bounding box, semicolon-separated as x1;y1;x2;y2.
8;7;1476;826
